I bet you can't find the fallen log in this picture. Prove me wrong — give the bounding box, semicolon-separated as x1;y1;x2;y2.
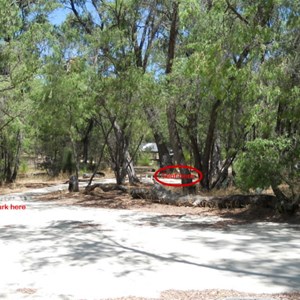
85;183;128;194
129;185;278;209
203;194;277;209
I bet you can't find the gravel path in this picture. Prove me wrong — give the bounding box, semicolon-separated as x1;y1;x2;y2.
0;185;300;299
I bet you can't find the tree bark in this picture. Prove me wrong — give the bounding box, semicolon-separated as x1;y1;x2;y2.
108;119;140;185
11;130;22;182
211;154;236;189
82;119;94;164
165;2;194;192
124;149;139;184
68;175;79;192
202;99;221;190
271;184;289;205
144;107;173;168
189;135;202;172
88;118;114;186
165;2;179;75
167;104;194;192
70;136;80;190
186;94;202;172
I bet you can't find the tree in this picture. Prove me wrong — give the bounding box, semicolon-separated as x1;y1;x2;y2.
0;0;57;182
233;0;300;209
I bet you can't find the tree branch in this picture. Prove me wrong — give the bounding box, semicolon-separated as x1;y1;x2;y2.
91;0;104;30
69;0;92;34
225;0;249;25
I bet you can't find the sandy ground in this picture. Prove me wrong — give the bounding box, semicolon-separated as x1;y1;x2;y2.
0;179;300;299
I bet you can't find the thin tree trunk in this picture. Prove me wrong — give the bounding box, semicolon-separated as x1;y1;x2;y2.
202;99;221;190
190;135;202;172
5;152;12;183
82;119;94;164
165;1;179;75
70;137;79;191
88;119;114;186
154;132;173;168
211;155;236;189
124;149;139;184
109;119;140;185
271;184;289;204
144;107;173;168
186;93;202;172
11;130;22;182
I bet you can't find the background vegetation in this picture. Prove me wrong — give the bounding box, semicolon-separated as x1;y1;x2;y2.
0;0;299;208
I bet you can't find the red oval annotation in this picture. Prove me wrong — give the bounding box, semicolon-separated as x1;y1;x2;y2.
153;165;203;187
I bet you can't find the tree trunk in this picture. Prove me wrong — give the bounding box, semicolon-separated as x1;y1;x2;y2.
144;107;173;168
3;132;22;183
11;130;22;182
271;184;298;214
154;132;173;168
190;135;202;172
211;154;236;189
5;152;12;183
272;184;289;203
124;149;139;184
109;119;140;185
201;99;221;190
88;118;114;186
167;104;194;192
131;5;173;169
186;93;202;173
165;2;194;193
68;175;79;192
165;1;179;75
82;119;94;164
70;137;80;191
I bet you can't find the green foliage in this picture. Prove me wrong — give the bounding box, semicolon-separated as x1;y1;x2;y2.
137;153;152;166
0;0;299;191
62;148;75;174
235;138;291;191
20;161;29;174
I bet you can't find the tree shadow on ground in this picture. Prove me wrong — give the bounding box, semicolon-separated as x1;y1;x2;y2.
0;212;299;293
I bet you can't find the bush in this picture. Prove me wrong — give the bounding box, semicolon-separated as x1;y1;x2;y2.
20;161;29;174
62;149;75;174
235;138;291;191
137;153;152;166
